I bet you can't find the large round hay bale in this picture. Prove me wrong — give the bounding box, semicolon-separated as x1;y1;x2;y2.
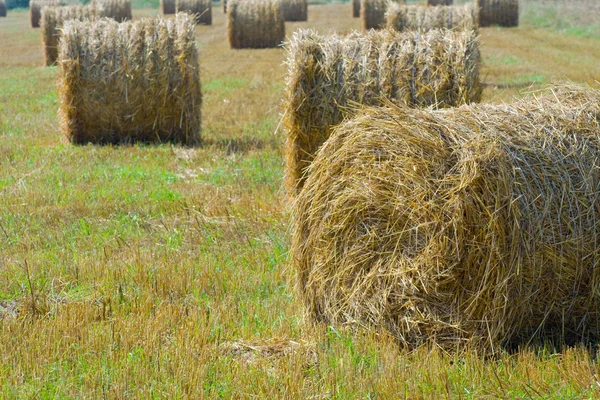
227;0;284;49
361;0;404;30
387;4;477;32
30;0;61;28
352;0;359;18
0;0;6;17
282;0;307;22
40;5;105;66
476;0;518;27
427;0;452;5
283;29;481;193
177;0;212;24
162;0;175;14
293;86;600;353
92;0;132;21
57;14;202;145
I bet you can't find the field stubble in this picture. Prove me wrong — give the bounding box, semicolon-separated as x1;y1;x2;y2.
1;1;600;397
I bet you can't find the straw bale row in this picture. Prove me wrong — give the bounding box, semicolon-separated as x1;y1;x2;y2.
292;85;600;353
57;14;202;145
92;0;132;22
283;28;481;192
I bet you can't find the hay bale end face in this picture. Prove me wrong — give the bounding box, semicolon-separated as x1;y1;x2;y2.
361;0;404;30
352;0;359;18
227;0;285;49
283;29;481;193
162;0;176;14
57;14;202;145
386;3;478;32
92;0;132;21
0;0;6;17
293;86;600;353
177;0;212;25
40;5;104;66
427;0;452;5
476;0;518;27
30;0;61;28
282;0;307;22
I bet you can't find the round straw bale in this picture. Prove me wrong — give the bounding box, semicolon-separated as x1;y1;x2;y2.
361;0;404;30
476;0;518;27
57;14;202;145
227;0;285;49
30;0;61;28
40;5;105;66
92;0;132;21
387;4;477;32
0;0;6;17
427;0;452;5
352;0;359;18
177;0;212;25
282;0;307;22
162;0;176;14
292;86;600;353
283;29;481;193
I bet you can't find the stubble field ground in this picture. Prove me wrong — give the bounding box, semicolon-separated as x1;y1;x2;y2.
1;0;600;397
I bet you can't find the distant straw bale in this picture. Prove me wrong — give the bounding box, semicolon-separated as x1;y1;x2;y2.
282;0;307;22
361;0;404;30
352;0;359;18
476;0;518;27
30;0;60;28
227;0;285;49
57;15;202;145
283;29;481;193
162;0;175;14
92;0;132;21
293;85;600;353
427;0;452;5
40;5;104;66
386;4;477;32
0;0;6;17
222;0;226;12
177;0;212;24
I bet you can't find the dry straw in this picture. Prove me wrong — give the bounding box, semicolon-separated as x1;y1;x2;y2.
476;0;518;27
282;0;307;22
227;0;285;49
292;85;600;353
361;0;404;30
162;0;175;14
352;0;359;18
0;0;6;17
57;14;202;145
427;0;452;5
177;0;212;25
387;3;478;32
30;0;61;28
283;29;481;193
92;0;132;21
41;5;105;66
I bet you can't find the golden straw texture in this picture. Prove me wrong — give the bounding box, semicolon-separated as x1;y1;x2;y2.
293;85;600;353
283;28;481;193
361;0;404;30
476;0;518;27
91;0;132;21
30;0;60;28
162;0;175;14
40;5;104;66
282;0;306;22
227;0;285;49
387;4;477;32
57;15;202;145
176;0;212;25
